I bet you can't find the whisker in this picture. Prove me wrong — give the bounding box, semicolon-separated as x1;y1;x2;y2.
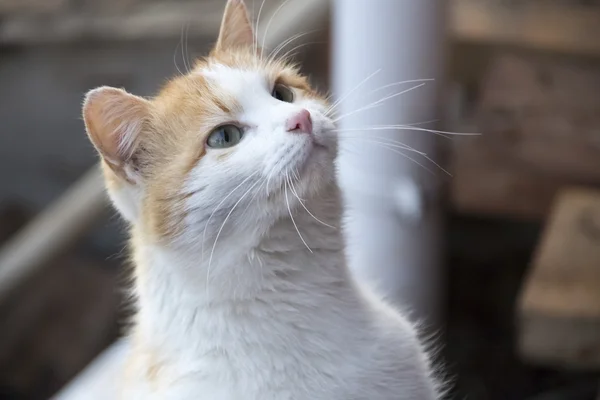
340;135;427;155
333;83;427;123
381;125;480;137
402;119;439;127
288;175;336;230
326;69;382;116
173;25;185;76
336;127;451;140
362;142;441;176
265;167;277;195
279;41;326;61
261;0;294;60
341;141;451;176
255;0;268;55
183;22;192;74
268;31;307;61
268;30;321;62
369;78;434;94
285;174;313;253
207;178;263;295
334;125;479;139
201;171;259;261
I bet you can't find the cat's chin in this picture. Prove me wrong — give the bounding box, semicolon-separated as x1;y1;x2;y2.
298;139;332;172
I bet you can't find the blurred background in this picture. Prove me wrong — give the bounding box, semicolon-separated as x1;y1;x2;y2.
1;0;600;399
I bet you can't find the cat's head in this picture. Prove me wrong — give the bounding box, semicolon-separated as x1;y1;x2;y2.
82;0;335;246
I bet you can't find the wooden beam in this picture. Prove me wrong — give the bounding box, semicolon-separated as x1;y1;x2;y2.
0;0;329;46
451;0;600;57
451;53;600;219
518;187;600;368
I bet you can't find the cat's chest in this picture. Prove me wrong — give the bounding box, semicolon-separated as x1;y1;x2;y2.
124;347;351;400
127;303;367;398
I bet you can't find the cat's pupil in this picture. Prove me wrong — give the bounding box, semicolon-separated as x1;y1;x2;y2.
274;90;283;101
223;130;230;142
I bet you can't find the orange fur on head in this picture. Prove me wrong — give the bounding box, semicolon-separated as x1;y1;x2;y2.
82;0;326;242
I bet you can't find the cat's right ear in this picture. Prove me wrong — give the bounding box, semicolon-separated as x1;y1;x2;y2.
83;87;150;184
214;0;255;51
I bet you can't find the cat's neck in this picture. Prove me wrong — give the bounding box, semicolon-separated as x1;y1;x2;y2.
131;184;352;351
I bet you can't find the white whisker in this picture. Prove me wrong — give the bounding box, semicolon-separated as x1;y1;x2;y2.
279;41;326;61
268;30;320;62
201;171;259;261
261;0;294;60
326;69;382;116
285;174;313;253
183;22;192;73
207;178;263;295
288;175;336;230
381;125;480;137
340;135;427;155
343;140;451;176
173;25;186;76
265;167;277;195
336;127;450;140
255;0;268;55
334;125;479;139
369;78;434;94
401;119;439;127
333;83;427;123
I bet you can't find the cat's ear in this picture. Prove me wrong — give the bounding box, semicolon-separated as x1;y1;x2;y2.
83;86;150;184
215;0;255;51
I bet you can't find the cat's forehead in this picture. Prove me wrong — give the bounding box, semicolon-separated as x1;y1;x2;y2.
153;54;316;125
200;64;271;100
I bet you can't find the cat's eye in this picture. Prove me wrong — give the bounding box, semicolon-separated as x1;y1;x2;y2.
207;125;244;148
272;84;294;103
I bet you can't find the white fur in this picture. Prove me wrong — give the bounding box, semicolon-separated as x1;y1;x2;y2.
112;65;441;399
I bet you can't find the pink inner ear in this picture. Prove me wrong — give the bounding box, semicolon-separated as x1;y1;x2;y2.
83;87;149;167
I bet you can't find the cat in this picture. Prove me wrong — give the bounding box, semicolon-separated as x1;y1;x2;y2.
81;0;442;398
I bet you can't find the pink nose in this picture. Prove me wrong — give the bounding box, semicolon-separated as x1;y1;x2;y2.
286;109;312;135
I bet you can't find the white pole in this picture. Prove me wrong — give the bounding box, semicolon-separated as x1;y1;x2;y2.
332;0;447;323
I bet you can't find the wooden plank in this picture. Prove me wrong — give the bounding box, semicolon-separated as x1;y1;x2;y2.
452;154;568;219
0;0;291;45
451;53;600;219
451;0;600;57
0;1;227;44
0;0;67;14
517;187;600;368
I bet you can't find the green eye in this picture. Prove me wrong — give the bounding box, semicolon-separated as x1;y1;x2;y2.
207;125;244;148
272;84;294;103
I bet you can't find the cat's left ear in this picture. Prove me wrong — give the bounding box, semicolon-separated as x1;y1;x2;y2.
82;86;151;184
214;0;255;51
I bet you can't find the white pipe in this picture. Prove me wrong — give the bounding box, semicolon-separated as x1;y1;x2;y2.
332;0;447;323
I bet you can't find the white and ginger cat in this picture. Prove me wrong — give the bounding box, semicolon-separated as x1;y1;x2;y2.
82;0;442;398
